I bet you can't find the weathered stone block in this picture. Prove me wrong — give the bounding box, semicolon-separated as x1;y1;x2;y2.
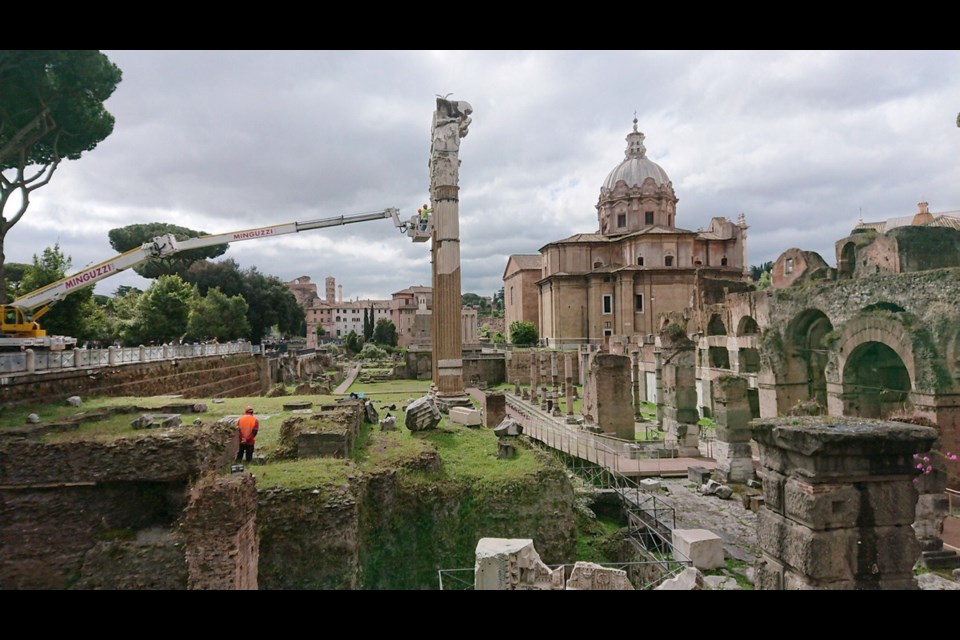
566;562;633;590
757;509;920;581
474;538;564;590
639;478;661;491
404;396;441;432
282;401;313;411
654;566;703;590
752;417;937;478
26;413;40;424
493;418;523;438
378;415;397;431
364;401;379;424
449;406;482;427
687;466;711;484
761;469;786;513
66;396;82;407
483;392;506;428
783;477;918;530
672;529;724;570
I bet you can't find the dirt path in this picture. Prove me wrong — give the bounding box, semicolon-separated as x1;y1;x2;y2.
333;364;361;395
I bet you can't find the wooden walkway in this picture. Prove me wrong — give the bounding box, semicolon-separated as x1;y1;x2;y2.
503;394;717;478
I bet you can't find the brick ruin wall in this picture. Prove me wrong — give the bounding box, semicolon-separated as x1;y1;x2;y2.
0;354;268;407
0;423;258;590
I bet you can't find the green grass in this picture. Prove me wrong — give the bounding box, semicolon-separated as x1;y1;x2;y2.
575;511;625;564
252;457;355;490
14;374;553;491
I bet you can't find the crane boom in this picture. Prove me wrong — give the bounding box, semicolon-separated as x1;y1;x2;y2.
2;207;402;344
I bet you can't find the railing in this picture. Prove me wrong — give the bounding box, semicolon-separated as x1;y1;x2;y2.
0;340;254;376
948;488;960;519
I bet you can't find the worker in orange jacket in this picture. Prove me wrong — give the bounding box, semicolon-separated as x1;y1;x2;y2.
236;406;259;463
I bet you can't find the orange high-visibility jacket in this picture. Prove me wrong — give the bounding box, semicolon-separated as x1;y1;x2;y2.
238;414;259;445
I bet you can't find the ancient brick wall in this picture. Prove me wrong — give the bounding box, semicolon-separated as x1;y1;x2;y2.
181;472;259;590
0;354;266;407
0;423;239;590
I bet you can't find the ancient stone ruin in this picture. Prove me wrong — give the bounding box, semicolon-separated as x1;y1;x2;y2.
404;395;441;432
753;416;937;590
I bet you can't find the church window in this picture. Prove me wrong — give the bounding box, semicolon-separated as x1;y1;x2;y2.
603;295;613;314
617;213;626;227
637;256;644;266
665;256;674;267
721;257;728;266
785;258;794;275
635;294;644;313
645;211;654;225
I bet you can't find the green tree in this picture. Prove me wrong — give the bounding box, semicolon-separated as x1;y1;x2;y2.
344;330;362;354
4;261;29;301
134;274;195;344
372;317;398;347
105;287;142;345
757;270;772;290
107;223;229;279
363;307;372;341
509;320;538;346
185;286;250;342
179;259;304;344
242;267;304;344
0;51;122;302
21;243;99;340
749;261;773;282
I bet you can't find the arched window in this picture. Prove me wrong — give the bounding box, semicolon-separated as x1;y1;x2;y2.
637;256;644;266
665;256;674;267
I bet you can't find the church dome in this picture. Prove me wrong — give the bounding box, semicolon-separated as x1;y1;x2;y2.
601;120;670;191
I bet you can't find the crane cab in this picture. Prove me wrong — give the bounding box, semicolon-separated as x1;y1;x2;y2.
1;306;46;338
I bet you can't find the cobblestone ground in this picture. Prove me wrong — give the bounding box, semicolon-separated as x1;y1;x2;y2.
657;478;760;564
656;478;960;589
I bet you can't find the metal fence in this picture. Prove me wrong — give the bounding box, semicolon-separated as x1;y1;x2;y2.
0;340;253;376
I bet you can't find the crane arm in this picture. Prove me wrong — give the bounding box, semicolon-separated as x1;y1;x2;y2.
8;208;402;321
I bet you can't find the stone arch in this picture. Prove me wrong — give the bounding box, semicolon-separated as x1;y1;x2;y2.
841;341;912;419
736;316;759;336
782;308;834;409
838;241;857;280
707;314;727;336
834;314;917;398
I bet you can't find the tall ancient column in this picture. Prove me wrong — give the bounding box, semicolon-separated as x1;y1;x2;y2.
429;98;473;404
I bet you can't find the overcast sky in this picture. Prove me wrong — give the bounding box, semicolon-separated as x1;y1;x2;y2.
8;50;960;301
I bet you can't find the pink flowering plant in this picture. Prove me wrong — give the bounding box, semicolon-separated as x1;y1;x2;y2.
912;450;958;484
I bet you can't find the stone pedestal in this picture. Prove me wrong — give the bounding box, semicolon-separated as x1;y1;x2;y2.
711;375;754;483
483;391;506;428
564;352;575;417
581;353;633;440
752;417;937;590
